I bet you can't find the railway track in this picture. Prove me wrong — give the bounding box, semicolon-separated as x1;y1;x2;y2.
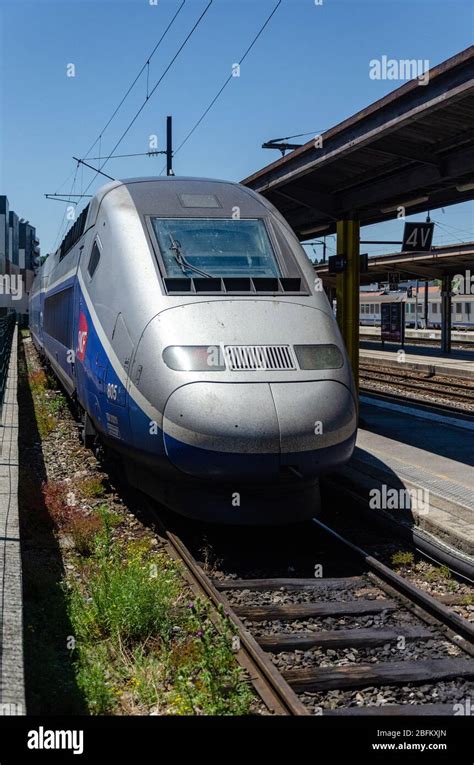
151;512;308;715
31;325;472;718
149;508;474;717
360;364;474;408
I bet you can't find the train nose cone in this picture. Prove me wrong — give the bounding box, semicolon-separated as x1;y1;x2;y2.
163;382;280;480
163;381;356;481
271;380;357;475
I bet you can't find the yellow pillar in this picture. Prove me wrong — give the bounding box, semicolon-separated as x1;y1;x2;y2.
336;219;360;391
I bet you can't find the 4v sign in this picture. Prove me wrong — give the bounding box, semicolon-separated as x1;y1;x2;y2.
402;222;434;252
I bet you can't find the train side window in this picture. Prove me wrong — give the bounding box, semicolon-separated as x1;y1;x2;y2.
432;303;438;314
88;242;101;279
456;303;462;314
44;287;73;346
361;305;365;314
466;303;471;315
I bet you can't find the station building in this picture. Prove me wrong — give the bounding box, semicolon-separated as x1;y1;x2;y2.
0;194;39;320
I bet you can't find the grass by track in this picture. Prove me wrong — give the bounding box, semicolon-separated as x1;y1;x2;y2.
18;330;254;715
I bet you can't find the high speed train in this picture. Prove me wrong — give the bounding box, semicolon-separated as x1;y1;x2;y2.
30;177;357;524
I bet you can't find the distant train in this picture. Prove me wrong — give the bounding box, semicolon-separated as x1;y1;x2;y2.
29;177;357;524
359;289;473;329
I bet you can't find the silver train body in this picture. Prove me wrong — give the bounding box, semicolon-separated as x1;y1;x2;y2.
30;178;357;524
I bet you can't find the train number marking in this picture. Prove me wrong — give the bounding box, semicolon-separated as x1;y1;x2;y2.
107;383;118;401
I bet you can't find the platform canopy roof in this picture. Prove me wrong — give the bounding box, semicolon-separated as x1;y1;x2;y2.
314;242;474;286
241;47;474;240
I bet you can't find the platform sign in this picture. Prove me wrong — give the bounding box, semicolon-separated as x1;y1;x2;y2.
381;302;405;344
328;254;347;274
402;222;434;252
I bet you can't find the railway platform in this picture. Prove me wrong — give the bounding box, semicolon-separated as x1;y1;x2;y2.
360;327;474;343
326;397;474;567
0;326;24;714
360;341;474;379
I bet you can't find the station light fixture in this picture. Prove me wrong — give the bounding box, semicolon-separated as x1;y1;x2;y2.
380;196;429;214
300;224;332;237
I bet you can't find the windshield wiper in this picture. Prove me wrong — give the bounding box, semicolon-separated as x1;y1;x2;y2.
168;233;213;278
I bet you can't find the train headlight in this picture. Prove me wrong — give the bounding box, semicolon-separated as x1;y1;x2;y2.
162;345;226;371
294;344;343;370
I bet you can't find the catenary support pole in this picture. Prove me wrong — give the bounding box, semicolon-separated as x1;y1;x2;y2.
166;116;173;176
441;274;452;353
336;219;360;390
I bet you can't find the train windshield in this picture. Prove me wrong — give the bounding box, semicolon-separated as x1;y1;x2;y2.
151;218;281;278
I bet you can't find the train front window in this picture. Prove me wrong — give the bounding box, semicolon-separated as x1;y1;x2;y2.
151;218;281;278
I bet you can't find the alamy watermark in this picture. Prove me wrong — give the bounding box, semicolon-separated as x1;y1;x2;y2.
27;726;84;755
0;702;23;714
369;56;430;86
369;485;430;515
453;698;474;715
452;270;474;295
0;274;23;301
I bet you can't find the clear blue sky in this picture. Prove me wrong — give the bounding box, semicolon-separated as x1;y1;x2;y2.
1;0;473;258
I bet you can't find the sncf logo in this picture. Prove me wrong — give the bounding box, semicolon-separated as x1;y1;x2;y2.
77;312;89;362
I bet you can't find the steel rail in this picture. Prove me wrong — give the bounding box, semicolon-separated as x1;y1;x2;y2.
361;372;474;401
322;474;474;582
311;517;474;645
150;512;309;716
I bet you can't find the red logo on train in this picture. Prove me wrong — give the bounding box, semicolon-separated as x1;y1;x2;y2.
77;312;89;362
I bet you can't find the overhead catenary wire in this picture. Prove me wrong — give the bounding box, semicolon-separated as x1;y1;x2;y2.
162;0;282;172
72;156;116;182
83;151;166;161
47;0;187;251
81;0;187;162
77;0;214;202
51;161;80;253
433;220;468;244
53;164;80;196
45;194;93;201
433;219;474;243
